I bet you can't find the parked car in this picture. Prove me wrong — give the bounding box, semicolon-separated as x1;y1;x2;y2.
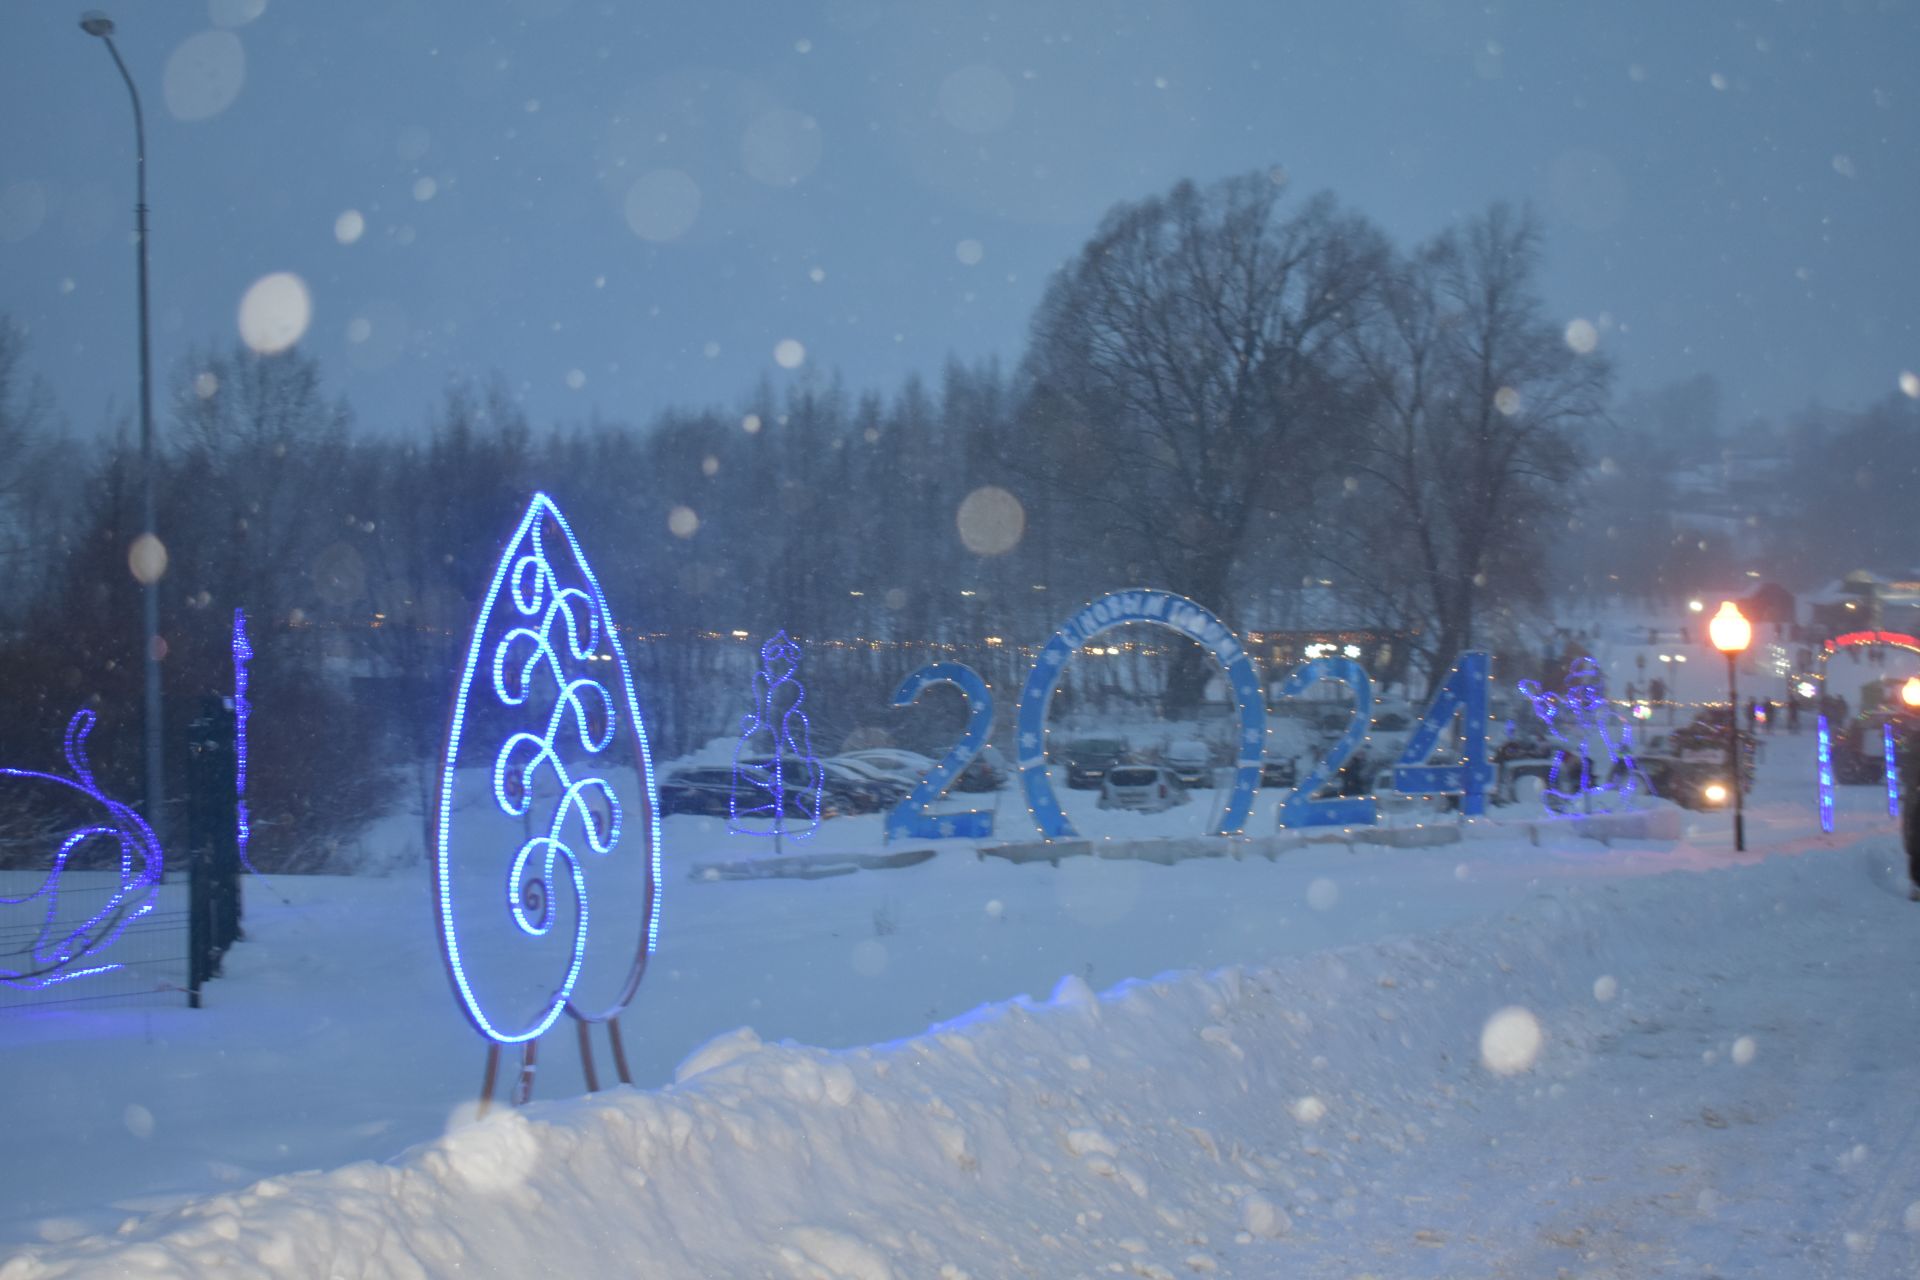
827;754;916;796
731;757;844;820
1260;756;1298;789
839;748;937;787
658;766;737;817
818;760;908;813
1161;738;1213;787
1638;754;1737;811
1097;764;1189;813
955;743;1011;792
1062;737;1130;789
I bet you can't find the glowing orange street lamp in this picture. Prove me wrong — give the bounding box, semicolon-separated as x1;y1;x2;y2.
1903;677;1920;710
1709;601;1752;851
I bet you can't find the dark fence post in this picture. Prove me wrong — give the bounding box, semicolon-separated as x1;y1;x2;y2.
186;694;240;1008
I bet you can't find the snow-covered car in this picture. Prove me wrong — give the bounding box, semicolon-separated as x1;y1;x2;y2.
1096;764;1189;813
818;760;908;813
1160;739;1213;787
838;748;936;787
826;754;914;792
955;743;1011;792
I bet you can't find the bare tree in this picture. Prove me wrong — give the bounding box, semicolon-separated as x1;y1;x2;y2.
0;319;67;612
1021;170;1387;710
167;343;354;626
1332;205;1608;682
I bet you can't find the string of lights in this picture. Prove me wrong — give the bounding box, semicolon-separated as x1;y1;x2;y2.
1515;657;1649;818
0;711;164;990
230;608;261;878
729;631;824;845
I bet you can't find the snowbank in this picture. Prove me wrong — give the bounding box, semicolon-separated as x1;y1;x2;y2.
11;837;1910;1278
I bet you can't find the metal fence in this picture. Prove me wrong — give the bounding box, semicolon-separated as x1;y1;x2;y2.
2;697;240;1014
0;871;190;1012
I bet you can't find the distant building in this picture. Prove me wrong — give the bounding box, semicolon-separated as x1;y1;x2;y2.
1806;570;1920;637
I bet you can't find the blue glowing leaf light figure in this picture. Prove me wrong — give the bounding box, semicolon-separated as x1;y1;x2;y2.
1515;657;1650;817
0;711;164;989
433;494;661;1045
729;631;823;844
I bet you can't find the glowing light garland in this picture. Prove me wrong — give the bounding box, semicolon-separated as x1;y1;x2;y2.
885;662;994;841
729;631;824;844
433;493;661;1045
1016;590;1266;839
1807;629;1916;833
0;711;164;989
1886;722;1900;819
231;608;259;876
1817;714;1836;833
1515;657;1649;818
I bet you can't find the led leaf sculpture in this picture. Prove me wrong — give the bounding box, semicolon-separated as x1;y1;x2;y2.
0;711;164;990
433;493;660;1108
729;630;823;853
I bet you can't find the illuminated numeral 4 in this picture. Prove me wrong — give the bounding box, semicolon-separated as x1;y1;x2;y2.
1384;651;1492;816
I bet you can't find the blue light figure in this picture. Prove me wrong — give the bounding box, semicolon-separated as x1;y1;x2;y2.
730;631;823;853
0;711;164;990
1516;656;1650;817
434;492;661;1109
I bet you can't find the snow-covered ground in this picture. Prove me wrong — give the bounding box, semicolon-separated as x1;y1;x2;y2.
7;729;1920;1277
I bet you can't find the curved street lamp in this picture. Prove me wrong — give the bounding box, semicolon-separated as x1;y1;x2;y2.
80;10;166;846
1709;601;1752;851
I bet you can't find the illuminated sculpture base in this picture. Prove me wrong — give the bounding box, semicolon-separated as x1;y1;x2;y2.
688;847;935;882
1523;806;1683;846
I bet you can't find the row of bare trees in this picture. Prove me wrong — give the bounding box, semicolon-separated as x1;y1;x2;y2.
0;170;1614;868
1022;172;1609;696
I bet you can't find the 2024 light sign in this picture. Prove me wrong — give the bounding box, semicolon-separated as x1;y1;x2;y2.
885;588;1492;840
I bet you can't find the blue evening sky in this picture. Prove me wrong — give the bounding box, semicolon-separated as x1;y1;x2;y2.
2;0;1914;438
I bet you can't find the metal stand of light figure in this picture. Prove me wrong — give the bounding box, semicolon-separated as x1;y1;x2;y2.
1709;601;1752;852
81;11;165;851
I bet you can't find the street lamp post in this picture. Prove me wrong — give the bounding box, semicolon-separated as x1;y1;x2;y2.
1709;601;1752;852
81;11;165;847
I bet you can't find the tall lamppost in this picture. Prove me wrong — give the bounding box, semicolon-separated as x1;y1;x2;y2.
81;11;165;846
1709;600;1752;852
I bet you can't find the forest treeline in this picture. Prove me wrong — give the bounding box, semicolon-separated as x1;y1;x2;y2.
0;169;1907;869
